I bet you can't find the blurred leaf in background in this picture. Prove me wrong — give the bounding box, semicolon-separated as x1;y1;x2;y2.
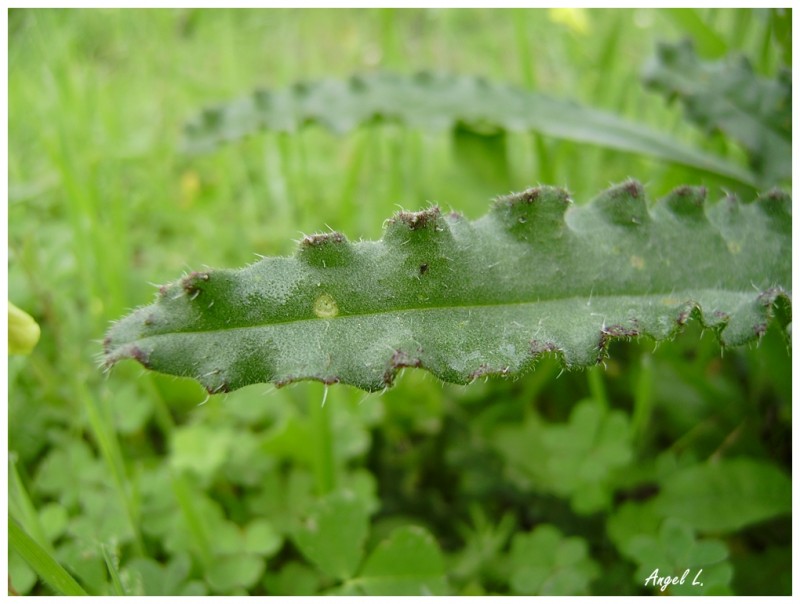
643;38;791;186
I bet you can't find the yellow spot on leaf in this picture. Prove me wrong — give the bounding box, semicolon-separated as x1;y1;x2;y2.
630;255;645;270
727;241;741;254
313;293;339;318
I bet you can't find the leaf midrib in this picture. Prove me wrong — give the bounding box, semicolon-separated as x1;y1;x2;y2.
139;287;753;338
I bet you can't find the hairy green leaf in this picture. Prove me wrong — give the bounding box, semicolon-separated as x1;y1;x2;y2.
182;72;756;186
104;181;791;393
643;39;791;185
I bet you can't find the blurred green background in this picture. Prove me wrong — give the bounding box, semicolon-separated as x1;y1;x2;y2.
8;8;791;596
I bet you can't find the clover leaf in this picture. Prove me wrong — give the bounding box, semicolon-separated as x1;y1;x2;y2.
508;524;598;595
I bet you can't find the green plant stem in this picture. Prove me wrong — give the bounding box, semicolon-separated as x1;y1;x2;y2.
9;455;53;556
145;375;176;435
78;379;145;556
276;133;301;224
664;9;727;58
587;367;609;411
338;128;368;232
101;543;127;596
631;354;653;446
380;8;402;68
513;9;536;89
758;12;775;73
171;472;214;568
310;386;336;496
521;357;560;405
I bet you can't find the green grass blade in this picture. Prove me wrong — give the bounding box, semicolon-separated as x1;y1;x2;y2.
78;380;146;556
9;455;52;555
662;9;728;58
171;472;214;568
101;544;127;596
8;516;89;596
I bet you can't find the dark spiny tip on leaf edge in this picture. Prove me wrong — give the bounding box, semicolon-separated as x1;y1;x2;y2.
597;324;641;362
601;324;641;339
662;185;707;218
530;340;560;355
300;232;347;247
722;192;741;210
758;287;791;310
753;191;791;235
272;375;342;391
756;189;792;215
182;271;210;294
469;363;513;381
621;179;644;198
491;187;572;233
383;207;453;245
297;232;354;267
205;380;231;395
490;187;572;240
104;344;150;371
273;377;294;389
493;186;571;208
383;349;423;387
591;180;649;226
389;206;442;231
676;306;693;326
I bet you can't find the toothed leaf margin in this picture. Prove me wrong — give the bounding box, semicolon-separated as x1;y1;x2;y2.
104;181;791;393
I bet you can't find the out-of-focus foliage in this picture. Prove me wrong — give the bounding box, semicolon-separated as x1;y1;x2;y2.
9;301;41;355
643;38;791;186
182;72;754;186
